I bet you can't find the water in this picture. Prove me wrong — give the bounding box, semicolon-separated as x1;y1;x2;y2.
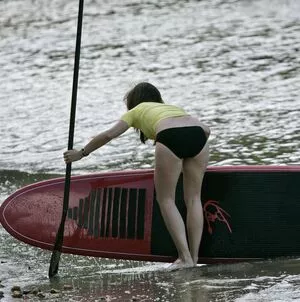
0;0;300;301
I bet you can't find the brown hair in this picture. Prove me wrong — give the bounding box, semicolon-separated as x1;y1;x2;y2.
124;82;164;143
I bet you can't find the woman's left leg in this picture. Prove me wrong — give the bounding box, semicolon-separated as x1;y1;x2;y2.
154;142;194;269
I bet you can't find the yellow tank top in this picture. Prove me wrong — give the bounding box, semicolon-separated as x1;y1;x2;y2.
121;102;187;139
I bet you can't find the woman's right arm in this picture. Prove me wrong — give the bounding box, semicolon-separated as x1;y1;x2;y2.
63;120;129;163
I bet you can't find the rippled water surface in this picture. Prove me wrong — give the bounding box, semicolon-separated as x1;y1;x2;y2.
1;0;300;301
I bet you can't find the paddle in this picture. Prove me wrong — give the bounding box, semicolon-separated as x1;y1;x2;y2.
48;0;84;278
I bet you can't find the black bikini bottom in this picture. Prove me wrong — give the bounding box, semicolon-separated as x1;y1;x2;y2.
155;126;208;159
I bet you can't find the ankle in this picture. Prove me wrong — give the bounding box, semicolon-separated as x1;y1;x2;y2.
179;254;193;265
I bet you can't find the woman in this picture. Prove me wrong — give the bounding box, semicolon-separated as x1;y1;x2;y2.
64;82;210;270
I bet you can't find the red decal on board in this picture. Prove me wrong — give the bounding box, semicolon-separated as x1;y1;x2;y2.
203;200;232;234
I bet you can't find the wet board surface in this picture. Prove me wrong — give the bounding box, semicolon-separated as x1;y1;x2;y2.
1;166;300;264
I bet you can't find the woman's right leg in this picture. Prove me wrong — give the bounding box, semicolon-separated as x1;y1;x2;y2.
182;142;209;265
154;142;194;269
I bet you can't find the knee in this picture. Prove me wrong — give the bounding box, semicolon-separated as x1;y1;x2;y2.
156;196;174;208
184;197;202;209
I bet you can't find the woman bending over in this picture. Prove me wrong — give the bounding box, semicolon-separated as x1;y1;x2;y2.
64;82;210;270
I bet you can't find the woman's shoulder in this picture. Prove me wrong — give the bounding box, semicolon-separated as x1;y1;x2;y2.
135;102;185;112
133;102;162;110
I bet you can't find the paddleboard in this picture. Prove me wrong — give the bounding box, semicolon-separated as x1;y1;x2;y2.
1;166;300;264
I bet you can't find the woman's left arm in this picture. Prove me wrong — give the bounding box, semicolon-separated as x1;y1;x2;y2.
64;120;129;163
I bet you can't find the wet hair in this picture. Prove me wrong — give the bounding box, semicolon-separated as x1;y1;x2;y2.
124;82;164;143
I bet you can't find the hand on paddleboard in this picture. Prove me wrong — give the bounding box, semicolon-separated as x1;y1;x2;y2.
63;149;82;164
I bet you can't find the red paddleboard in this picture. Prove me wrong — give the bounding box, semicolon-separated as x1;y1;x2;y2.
1;166;300;264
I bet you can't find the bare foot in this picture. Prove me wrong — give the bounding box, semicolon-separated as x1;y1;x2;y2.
166;258;194;271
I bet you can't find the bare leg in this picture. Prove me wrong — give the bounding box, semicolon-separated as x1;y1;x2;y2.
154;142;194;270
183;142;209;265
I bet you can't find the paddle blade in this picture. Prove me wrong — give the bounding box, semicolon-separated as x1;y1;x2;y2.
48;250;61;278
48;215;66;278
48;164;71;278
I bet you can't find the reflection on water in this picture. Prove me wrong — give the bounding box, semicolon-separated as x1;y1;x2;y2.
1;0;300;301
1;237;300;302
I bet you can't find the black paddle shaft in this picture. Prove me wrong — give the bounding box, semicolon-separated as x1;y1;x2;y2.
49;0;84;278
